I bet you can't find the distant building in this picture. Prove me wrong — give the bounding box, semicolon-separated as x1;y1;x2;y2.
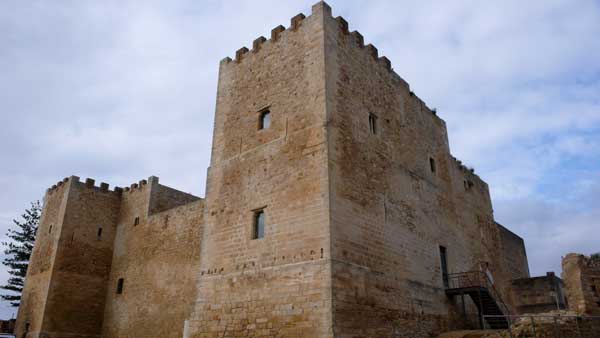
563;253;600;315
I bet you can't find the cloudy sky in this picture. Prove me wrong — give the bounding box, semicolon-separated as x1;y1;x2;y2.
1;0;599;319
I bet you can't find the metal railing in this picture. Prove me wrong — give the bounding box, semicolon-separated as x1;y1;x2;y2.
482;315;600;338
446;270;511;316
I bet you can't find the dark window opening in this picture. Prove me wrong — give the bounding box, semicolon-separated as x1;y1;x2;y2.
259;109;271;130
134;217;139;226
369;113;378;135
252;209;265;239
97;227;103;239
440;246;449;288
49;225;53;234
116;278;124;294
430;157;436;173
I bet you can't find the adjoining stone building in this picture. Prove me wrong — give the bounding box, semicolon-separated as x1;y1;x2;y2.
509;272;568;314
562;253;600;316
16;2;539;338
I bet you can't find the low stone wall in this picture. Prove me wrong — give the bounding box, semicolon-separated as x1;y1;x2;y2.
482;312;600;338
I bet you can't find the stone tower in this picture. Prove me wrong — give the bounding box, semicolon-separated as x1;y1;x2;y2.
16;2;530;338
187;2;528;337
15;177;122;338
187;3;334;336
16;176;203;338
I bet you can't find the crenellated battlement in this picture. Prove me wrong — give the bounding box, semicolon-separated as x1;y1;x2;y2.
122;175;159;193
450;155;485;191
219;1;441;124
221;2;328;66
451;156;476;174
45;175;164;196
333;13;445;122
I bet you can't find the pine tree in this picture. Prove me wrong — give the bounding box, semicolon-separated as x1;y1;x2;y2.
1;201;41;307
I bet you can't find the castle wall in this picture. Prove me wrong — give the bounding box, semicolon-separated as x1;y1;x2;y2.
43;179;121;338
16;179;70;338
562;253;600;315
101;195;203;338
187;4;333;337
509;272;567;314
498;223;530;281
17;3;534;338
323;9;527;337
16;176;203;338
16;177;122;338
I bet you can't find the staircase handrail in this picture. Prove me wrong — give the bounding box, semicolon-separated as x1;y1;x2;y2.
481;271;511;316
446;270;511;316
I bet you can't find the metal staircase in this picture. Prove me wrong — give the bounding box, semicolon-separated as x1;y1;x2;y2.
445;271;511;329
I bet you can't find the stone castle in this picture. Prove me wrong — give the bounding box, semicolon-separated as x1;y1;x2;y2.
18;2;589;337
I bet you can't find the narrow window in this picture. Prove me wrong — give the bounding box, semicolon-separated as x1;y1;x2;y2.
439;246;449;288
369;113;378;135
97;227;103;239
252;209;265;239
430;157;436;173
116;278;124;294
49;225;53;234
258;109;271;130
134;217;139;226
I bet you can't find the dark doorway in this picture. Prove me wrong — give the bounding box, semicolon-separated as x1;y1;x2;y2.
440;246;449;288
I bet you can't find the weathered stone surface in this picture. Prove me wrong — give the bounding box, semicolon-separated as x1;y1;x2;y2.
15;2;533;338
509;272;568;314
15;178;202;338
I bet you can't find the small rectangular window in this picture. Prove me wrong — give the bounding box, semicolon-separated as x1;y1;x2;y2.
252;209;265;239
116;278;124;294
134;217;139;226
259;109;271;130
49;225;53;234
369;113;378;135
97;227;103;239
430;157;436;173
